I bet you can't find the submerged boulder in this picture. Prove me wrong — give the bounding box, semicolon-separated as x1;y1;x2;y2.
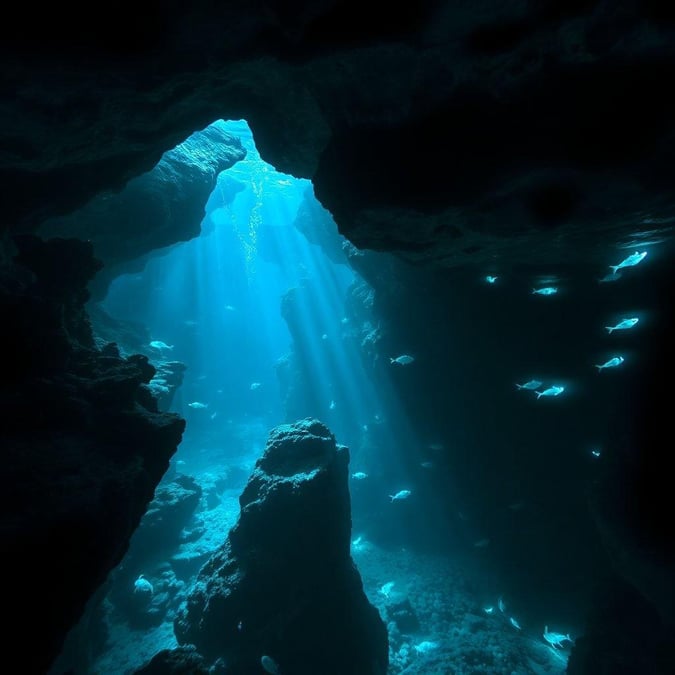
173;418;388;675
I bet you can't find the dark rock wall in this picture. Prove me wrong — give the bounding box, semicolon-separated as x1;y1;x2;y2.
0;234;185;673
3;3;675;268
38;122;247;298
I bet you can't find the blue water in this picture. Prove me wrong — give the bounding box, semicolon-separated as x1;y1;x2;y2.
83;119;673;675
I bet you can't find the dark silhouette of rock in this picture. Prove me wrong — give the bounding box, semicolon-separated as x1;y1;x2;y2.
0;234;185;673
4;4;675;270
174;418;388;675
38;122;246;298
134;644;211;675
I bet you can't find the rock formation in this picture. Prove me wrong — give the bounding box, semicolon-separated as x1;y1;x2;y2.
172;418;388;675
0;234;185;673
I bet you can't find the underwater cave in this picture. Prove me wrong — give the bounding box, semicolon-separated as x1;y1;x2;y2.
1;4;675;675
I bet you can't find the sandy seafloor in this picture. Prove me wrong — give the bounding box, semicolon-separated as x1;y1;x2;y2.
91;463;571;675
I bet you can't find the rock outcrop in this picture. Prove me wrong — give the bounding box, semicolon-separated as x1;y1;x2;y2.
173;418;388;675
4;4;675;269
0;234;185;673
38;121;246;297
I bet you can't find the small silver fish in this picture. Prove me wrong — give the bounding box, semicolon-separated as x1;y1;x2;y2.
389;489;412;502
329;400;336;410
609;250;647;274
261;655;281;675
543;626;574;649
595;356;624;371
598;271;622;283
149;340;173;351
351;472;368;480
379;581;395;597
133;574;153;595
188;401;208;409
532;286;558;295
390;354;415;365
498;596;506;613
605;317;639;333
473;538;490;548
510;617;522;630
250;382;262;390
485;275;498;284
535;385;565;399
413;640;439;654
420;461;434;469
515;379;542;391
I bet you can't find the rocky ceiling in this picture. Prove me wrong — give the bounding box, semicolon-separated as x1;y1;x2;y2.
3;1;675;270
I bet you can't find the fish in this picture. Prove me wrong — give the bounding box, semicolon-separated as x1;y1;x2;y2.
389;489;412;502
510;617;522;630
532;286;558;295
591;449;601;458
149;340;173;351
609;250;647;274
498;596;506;613
329;400;336;410
413;640;439;654
429;443;444;451
133;574;153;595
188;401;209;409
390;354;415;365
261;655;281;675
598;271;622;283
224;304;237;312
535;385;565;399
515;379;542;391
351;472;368;480
250;382;261;390
379;581;395;597
485;275;498;284
595;356;624;371
605;317;639;333
473;538;490;548
543;626;574;649
420;461;434;469
483;606;495;614
321;333;328;340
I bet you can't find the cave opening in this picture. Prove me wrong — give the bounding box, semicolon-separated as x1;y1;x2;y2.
38;118;674;675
